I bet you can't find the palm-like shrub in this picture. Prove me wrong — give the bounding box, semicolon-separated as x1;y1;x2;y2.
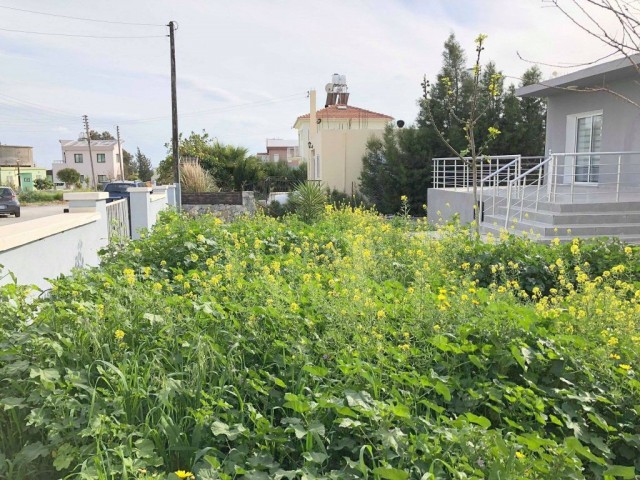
180;161;218;193
289;181;326;223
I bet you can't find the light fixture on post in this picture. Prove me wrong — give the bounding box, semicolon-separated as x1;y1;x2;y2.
308;141;314;149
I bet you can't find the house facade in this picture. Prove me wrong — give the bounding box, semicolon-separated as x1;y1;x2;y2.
53;139;124;186
0;144;46;192
428;53;640;242
293;89;393;194
257;139;301;166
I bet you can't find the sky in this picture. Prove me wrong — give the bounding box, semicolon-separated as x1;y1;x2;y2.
0;0;620;169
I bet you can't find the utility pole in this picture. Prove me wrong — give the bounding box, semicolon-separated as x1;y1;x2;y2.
116;125;125;180
82;115;96;189
168;20;181;209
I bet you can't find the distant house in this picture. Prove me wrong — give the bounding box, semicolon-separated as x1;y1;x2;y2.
428;53;640;241
293;78;393;194
0;144;47;192
53;139;124;187
257;139;300;166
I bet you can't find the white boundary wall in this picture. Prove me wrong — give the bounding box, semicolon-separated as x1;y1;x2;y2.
0;186;175;290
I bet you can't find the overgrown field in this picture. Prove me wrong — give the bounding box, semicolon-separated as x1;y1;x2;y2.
1;209;639;479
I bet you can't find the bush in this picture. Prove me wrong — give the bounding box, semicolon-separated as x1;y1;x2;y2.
33;178;54;190
288;181;326;223
18;190;63;203
1;213;639;478
56;167;81;185
180;161;218;193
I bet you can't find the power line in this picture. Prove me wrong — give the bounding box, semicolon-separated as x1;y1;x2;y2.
0;26;166;39
0;4;166;27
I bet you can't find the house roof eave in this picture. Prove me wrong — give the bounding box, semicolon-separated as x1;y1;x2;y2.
516;53;640;98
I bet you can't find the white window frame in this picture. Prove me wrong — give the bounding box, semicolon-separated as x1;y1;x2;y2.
564;110;602;185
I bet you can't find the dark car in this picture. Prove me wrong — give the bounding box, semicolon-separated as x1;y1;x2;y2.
103;181;145;203
0;186;20;217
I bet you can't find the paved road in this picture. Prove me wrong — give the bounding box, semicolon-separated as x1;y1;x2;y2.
0;204;68;226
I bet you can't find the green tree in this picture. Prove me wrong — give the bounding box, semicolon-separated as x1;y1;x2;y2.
89;130;115;140
359;125;429;214
123;150;137;180
135;148;153;182
422;34;503;234
56;168;81;185
518;66;546;156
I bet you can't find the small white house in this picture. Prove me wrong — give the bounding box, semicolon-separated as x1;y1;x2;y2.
53;139;124;186
428;53;640;242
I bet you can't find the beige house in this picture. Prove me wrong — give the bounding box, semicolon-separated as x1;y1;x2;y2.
293;90;393;194
53;139;124;186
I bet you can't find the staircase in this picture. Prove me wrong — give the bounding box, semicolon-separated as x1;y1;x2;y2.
481;199;640;244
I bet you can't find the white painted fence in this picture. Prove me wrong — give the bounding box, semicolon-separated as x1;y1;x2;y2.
0;185;176;289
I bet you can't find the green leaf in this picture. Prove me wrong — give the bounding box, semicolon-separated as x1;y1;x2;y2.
1;397;25;410
372;467;409;480
603;466;636;478
303;365;329;378
302;451;328;463
134;438;156;459
565;437;606;465
16;442;48;463
434;381;451;402
465;412;491;429
390;403;411;418
52;443;75;471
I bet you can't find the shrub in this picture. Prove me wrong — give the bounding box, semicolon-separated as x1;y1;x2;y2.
288;181;326;223
33;178;54;190
180;161;218;193
56;167;80;185
18;190;63;203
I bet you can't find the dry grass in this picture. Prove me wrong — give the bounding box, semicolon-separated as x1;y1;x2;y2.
180;161;218;193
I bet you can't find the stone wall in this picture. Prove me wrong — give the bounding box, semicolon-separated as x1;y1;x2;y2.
182;192;242;205
182;191;257;221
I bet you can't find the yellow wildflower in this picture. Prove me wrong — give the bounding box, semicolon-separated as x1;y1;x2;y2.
619;364;632;371
515;451;525;460
376;310;386;319
114;329;125;341
174;471;194;479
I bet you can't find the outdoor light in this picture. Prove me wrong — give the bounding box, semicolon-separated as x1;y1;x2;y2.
308;142;314;149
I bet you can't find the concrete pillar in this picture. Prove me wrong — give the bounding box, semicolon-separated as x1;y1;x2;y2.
128;187;152;240
63;192;109;240
166;184;177;207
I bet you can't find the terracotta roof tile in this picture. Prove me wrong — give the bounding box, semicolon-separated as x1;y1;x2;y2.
296;105;393;122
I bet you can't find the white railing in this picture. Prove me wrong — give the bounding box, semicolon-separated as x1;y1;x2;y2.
503;151;640;227
106;198;130;241
432;155;521;190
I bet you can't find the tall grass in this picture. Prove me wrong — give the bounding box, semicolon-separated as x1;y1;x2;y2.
18;190;64;203
180;162;218;193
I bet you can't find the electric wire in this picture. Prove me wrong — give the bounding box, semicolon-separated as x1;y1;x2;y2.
0;4;166;27
0;27;167;38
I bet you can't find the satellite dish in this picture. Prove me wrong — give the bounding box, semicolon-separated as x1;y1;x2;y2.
325;83;334;93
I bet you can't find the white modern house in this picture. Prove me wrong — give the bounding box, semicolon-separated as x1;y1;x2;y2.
428;53;640;242
53;139;124;187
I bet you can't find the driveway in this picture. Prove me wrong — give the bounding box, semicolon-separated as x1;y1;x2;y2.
0;204;68;225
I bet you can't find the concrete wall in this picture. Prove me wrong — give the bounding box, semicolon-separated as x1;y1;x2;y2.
0;145;33;167
0;192;110;290
0;186;174;289
427;188;476;226
545;77;640;184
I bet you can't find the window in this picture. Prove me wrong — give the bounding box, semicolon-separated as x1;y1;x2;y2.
116;153;121;163
74;153;83;163
273;153;280;162
97;175;108;183
97;153;106;163
575;113;602;183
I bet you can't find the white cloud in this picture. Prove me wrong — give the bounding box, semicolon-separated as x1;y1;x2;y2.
0;0;623;167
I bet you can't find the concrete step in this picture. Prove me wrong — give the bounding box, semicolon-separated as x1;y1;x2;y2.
486;207;640;225
481;215;640;237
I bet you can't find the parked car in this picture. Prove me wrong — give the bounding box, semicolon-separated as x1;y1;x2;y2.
0;186;20;217
103;181;145;203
